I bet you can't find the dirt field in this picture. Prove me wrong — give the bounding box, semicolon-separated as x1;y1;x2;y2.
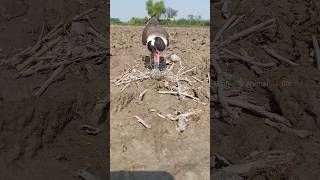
212;0;320;179
0;0;107;179
110;25;210;179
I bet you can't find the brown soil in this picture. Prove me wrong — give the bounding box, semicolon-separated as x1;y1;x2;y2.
110;25;210;179
0;0;108;179
212;0;320;179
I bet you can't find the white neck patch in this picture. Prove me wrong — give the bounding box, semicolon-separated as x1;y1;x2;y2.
146;35;167;47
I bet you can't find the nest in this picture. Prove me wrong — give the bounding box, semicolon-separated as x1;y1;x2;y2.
112;56;208;105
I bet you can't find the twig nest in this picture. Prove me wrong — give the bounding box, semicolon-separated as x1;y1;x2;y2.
150;68;163;80
170;54;181;62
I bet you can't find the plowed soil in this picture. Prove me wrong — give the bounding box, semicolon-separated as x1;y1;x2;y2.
110;25;210;180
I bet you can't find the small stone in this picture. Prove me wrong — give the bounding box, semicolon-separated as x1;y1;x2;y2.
170;54;181;62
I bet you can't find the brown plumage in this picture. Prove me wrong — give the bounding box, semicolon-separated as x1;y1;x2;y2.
142;17;169;46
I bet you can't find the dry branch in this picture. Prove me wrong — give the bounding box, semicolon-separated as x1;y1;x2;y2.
215;150;295;177
212;48;238;124
34;64;64;96
264;119;312;139
312;35;320;70
226;99;292;127
166;109;202;132
133;115;151;128
138;89;148;102
5;47;31;65
213;15;237;44
43;21;64;40
222;48;276;67
29;22;46;54
228;15;245;30
262;45;298;66
158;90;205;104
78;169;100;180
218;19;275;47
17;35;63;71
87;26;107;43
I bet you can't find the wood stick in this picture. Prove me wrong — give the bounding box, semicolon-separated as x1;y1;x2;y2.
87;27;106;43
213;15;237;44
228;14;245;30
138;89;148;101
212;47;238;123
158;90;206;105
43;21;64;40
6;47;31;65
192;76;203;83
44;27;64;41
180;67;197;76
262;45;298;66
222;48;276;67
72;8;96;21
216;150;295;176
34;64;64;96
133;115;151;128
120;83;131;92
78;169;100;180
17;35;63;71
29;22;46;54
312;35;320;70
19;60;71;77
264;119;312;139
218;19;275;47
225;98;292;127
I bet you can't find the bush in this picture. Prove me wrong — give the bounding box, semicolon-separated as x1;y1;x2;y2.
128;17;149;25
110;18;123;25
111;17;210;27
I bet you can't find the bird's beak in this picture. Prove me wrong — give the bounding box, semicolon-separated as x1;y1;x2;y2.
154;50;160;69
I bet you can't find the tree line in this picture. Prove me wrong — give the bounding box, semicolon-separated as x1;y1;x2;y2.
111;0;209;27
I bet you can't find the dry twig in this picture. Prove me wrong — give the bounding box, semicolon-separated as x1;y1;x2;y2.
218;19;275;47
34;64;64;96
133;115;151;129
262;45;298;66
312;35;320;70
264;119;312;138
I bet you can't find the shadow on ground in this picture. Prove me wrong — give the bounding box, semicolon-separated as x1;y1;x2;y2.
111;171;174;180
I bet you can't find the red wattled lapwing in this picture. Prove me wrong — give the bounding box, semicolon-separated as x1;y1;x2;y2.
142;16;169;71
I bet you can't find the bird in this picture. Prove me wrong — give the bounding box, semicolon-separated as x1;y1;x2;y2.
142;16;169;72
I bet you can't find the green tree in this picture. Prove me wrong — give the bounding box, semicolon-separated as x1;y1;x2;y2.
146;0;166;19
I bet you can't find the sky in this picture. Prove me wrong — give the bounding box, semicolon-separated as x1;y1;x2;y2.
110;0;210;22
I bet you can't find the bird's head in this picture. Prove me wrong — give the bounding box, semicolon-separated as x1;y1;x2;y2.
147;37;166;53
147;37;166;69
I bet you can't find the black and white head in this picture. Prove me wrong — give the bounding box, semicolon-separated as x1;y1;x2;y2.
146;35;167;69
146;36;167;53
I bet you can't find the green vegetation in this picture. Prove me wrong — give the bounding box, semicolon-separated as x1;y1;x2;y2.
110;0;209;27
110;17;210;27
110;18;124;25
